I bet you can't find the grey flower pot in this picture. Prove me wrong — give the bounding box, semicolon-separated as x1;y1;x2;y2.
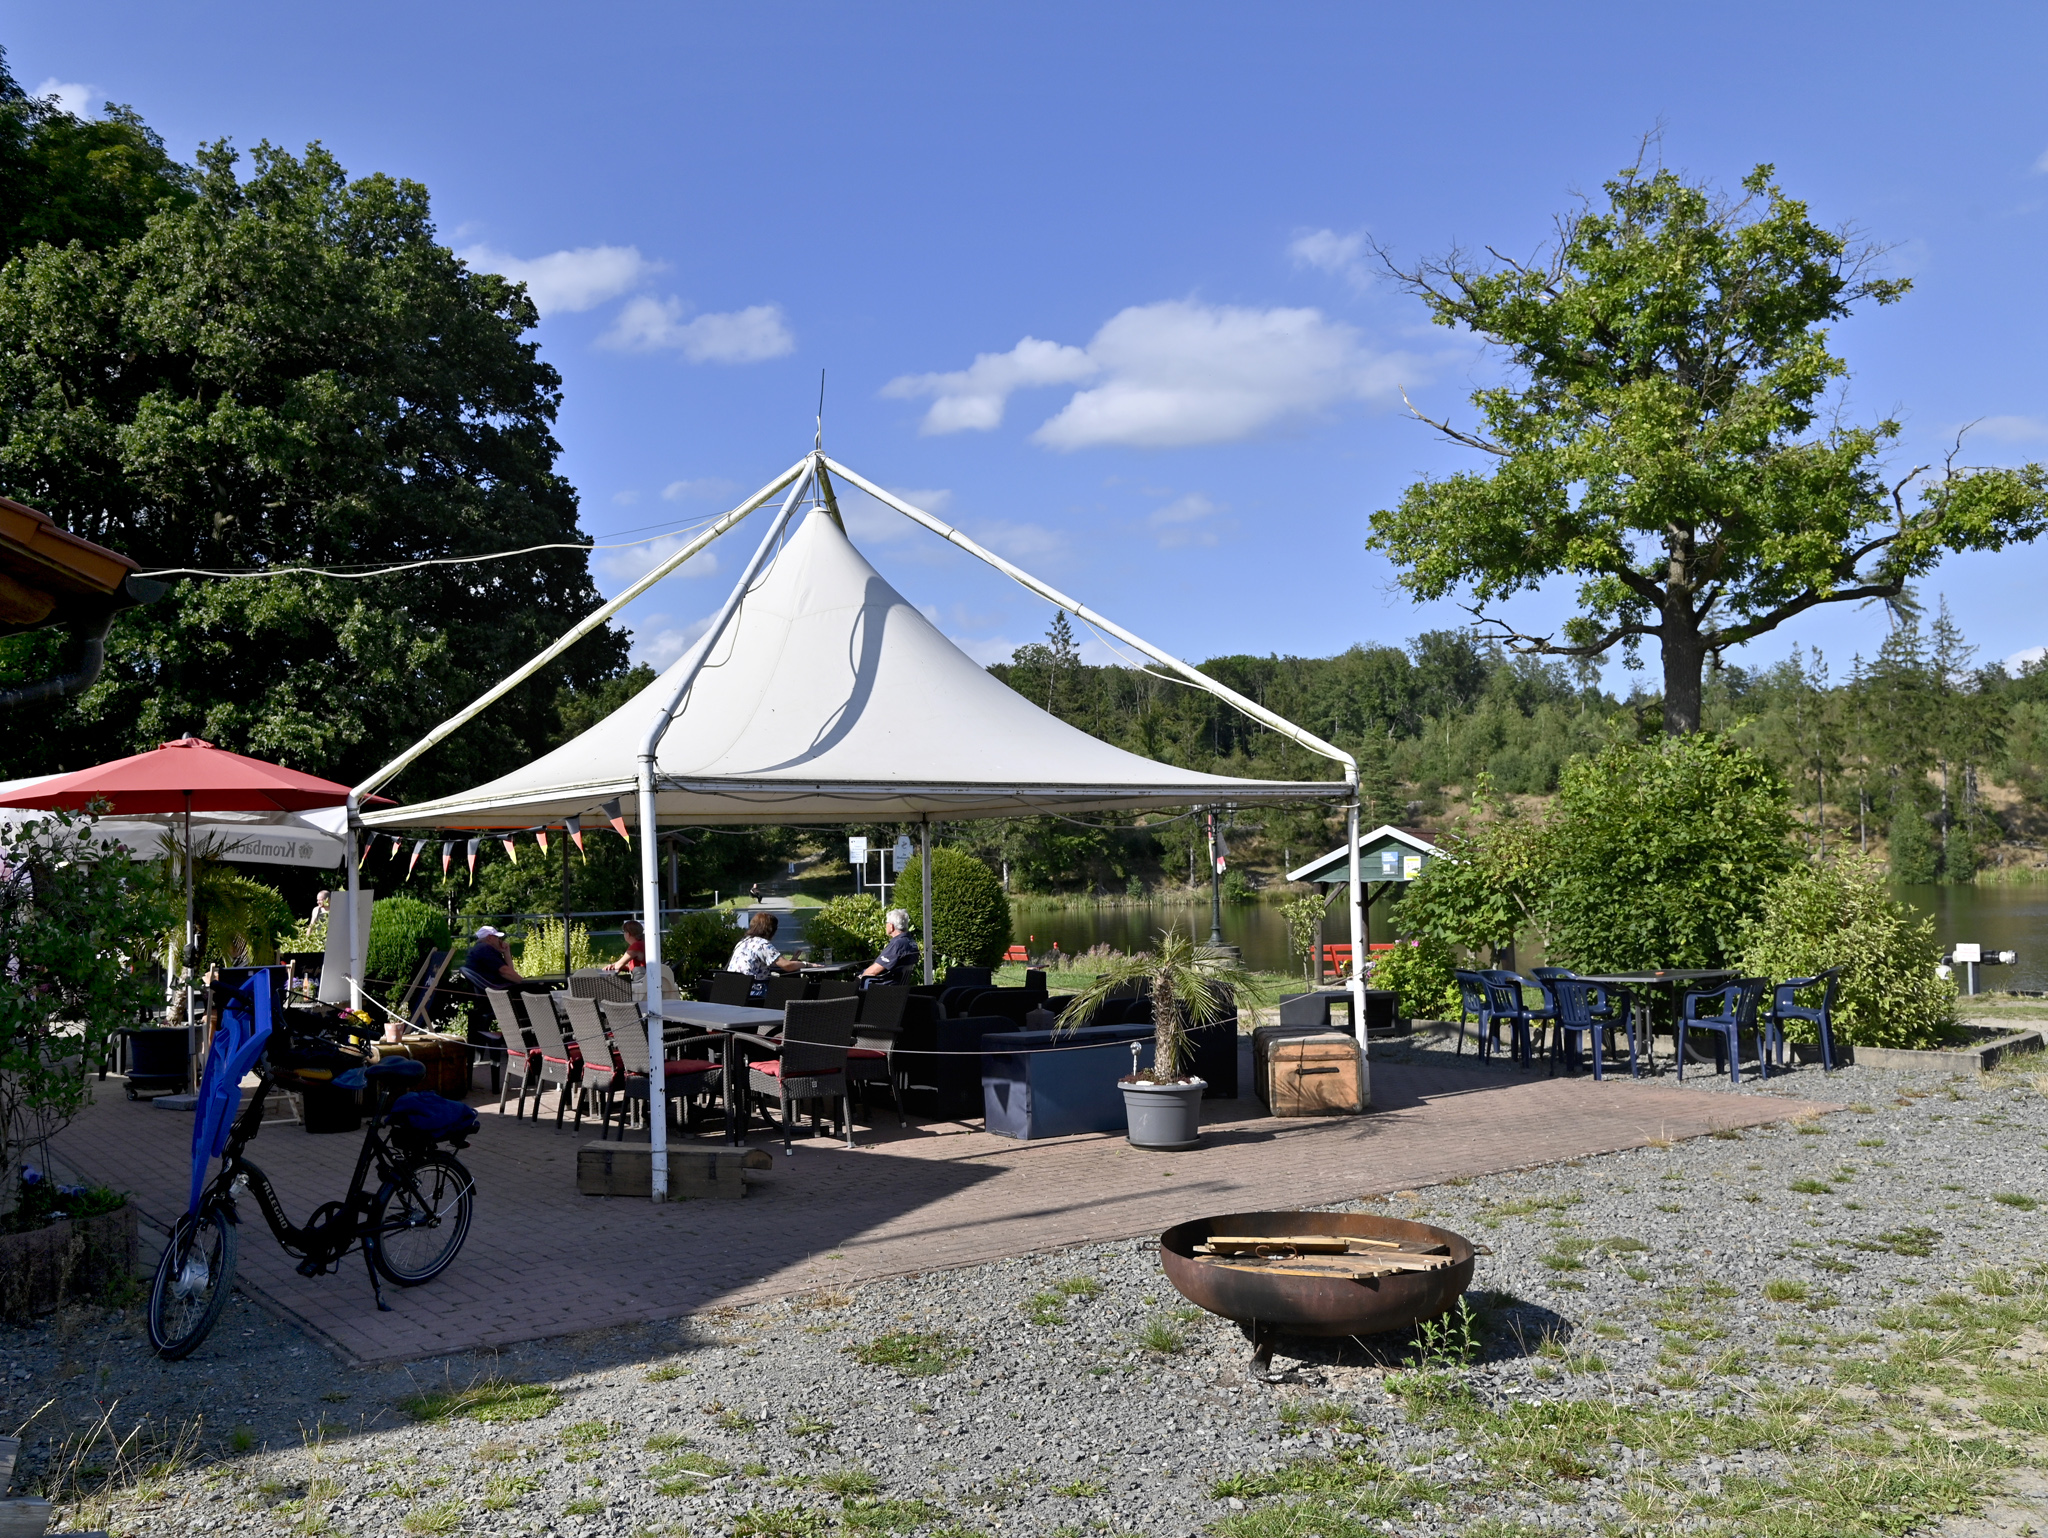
1120;1077;1207;1150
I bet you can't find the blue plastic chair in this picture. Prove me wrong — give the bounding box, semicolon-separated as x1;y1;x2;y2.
1767;968;1842;1072
1677;978;1771;1085
1549;978;1632;1080
1452;969;1490;1057
1477;971;1536;1068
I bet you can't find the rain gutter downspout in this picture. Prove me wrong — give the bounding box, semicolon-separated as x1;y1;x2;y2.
636;463;817;1200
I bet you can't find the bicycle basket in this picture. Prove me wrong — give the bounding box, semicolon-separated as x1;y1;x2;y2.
385;1091;480;1149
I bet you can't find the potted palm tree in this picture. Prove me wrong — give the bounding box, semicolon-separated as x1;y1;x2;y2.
1058;931;1263;1150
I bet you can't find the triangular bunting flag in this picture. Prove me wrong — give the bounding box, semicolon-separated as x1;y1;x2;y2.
501;836;519;863
601;798;631;846
565;815;585;857
441;842;452;877
406;839;425;879
466;838;479;881
535;827;549;856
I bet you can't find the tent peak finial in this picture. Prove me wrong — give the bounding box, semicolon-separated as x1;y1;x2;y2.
814;368;826;453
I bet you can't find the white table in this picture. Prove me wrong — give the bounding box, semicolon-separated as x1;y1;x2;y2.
650;999;785;1141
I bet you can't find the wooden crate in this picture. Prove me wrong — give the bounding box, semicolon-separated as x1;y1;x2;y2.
1251;1023;1335;1110
575;1143;770;1200
1263;1031;1366;1117
372;1037;472;1097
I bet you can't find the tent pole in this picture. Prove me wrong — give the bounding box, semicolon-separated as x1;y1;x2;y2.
183;793;196;1083
637;464;818;1202
821;458;1355;780
919;815;933;985
1346;799;1370;1102
351;455;812;803
345;794;362;1013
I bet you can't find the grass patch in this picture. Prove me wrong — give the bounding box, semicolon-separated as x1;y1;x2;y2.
646;1432;690;1451
401;1501;466;1536
399;1377;560;1424
1054;1276;1104;1299
1790;1179;1834;1195
652;1451;734;1491
789;1415;834;1438
1053;1478;1107;1497
1139;1315;1187;1354
733;1510;829;1538
561;1419;611;1446
1764;1279;1811;1303
843;1498;948;1532
645;1362;687;1382
813;1468;882;1498
481;1473;539;1510
1993;1192;2040;1210
563;1497;605;1516
1853;1226;1940;1257
846;1331;968;1378
1020;1292;1066;1326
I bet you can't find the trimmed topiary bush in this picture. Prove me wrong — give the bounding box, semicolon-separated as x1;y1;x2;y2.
809;894;887;963
666;909;743;981
1737;856;1958;1050
892;847;1010;969
366;896;452;997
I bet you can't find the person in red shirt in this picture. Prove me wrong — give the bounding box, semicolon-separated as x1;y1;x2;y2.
608;918;646;974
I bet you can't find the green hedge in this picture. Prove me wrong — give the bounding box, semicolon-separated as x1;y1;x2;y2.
808;894;887;963
892;847;1010;969
666;909;743;980
367;896;451;998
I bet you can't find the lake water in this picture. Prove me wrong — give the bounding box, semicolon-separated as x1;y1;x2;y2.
1009;883;2048;991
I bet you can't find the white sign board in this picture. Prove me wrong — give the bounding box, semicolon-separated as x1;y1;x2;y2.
848;835;868;865
893;835;914;866
1952;942;1982;963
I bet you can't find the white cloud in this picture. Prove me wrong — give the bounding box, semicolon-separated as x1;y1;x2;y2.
456;243;657;315
597;534;719;588
893;300;1412;451
1147;492;1229;548
972;520;1064;560
662;477;738;502
2007;645;2047;676
631;613;715;670
1290;227;1372;290
882;338;1097;434
600;298;794;362
611;489;640;506
2035;147;2048;174
841;484;953;546
35;78;96;117
1974;415;2048;443
1033;300;1407;450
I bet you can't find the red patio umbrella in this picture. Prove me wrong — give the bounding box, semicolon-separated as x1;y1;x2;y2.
7;738;379;1040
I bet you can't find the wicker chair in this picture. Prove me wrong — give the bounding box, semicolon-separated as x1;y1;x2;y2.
486;989;539;1118
708;970;755;1006
558;993;617;1133
760;974;812;1009
848;985;907;1123
569;969;634;1003
749;996;857;1151
599;998;719;1138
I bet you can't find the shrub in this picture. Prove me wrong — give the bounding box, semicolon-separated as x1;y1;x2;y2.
891;847;1010;968
666;909;742;981
517;918;593;976
1366;937;1461;1020
366;896;451;995
1736;856;1957;1049
809;894;887;963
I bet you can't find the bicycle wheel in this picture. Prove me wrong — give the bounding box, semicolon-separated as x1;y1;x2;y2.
148;1206;237;1360
369;1152;475;1286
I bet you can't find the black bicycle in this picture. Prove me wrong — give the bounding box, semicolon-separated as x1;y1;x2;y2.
148;1029;478;1360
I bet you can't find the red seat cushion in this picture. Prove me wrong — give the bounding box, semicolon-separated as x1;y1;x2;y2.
847;1047;888;1060
664;1059;717;1077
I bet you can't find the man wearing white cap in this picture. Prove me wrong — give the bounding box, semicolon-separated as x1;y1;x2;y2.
464;925;547;993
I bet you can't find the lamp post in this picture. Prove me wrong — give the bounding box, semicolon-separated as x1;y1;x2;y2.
1206;809;1224;949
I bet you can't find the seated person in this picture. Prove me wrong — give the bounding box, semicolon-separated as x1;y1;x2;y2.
464;925;550;993
728;911;801;979
860;908;921;985
607;918;646;975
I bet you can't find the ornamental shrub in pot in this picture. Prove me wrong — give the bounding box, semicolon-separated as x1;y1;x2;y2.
1057;931;1264;1150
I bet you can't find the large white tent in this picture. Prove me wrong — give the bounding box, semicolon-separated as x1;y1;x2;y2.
358;452;1369;1197
367;498;1342;829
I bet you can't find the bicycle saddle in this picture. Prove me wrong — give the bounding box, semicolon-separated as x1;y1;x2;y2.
333;1059;426;1090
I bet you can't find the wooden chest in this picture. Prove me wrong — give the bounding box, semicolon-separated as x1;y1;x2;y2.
372;1037;472;1098
1260;1029;1366;1117
575;1143;772;1200
1252;1024;1334;1108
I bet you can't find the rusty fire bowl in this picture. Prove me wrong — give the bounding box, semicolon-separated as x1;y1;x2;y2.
1160;1210;1476;1339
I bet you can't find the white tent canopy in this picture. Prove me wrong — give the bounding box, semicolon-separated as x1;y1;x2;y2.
359;451;1369;1199
365;508;1344;830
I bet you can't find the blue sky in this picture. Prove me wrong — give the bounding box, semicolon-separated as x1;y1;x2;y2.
14;2;2048;687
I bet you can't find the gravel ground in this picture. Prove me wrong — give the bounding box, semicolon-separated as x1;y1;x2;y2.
8;1037;2048;1538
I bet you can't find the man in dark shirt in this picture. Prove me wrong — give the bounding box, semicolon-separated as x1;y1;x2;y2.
464;926;548;992
861;908;921;985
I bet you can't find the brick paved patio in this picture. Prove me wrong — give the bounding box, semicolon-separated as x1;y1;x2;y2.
50;1046;1834;1365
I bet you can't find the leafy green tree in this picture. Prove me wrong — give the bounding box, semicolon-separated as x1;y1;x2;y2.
808;893;887;963
0;51;193;265
0;811;172;1211
0;137;626;792
1737;857;1955;1049
1393;777;1547;961
1369;155;2048;734
1365;938;1461;1022
892;846;1011;968
1538;735;1796;969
